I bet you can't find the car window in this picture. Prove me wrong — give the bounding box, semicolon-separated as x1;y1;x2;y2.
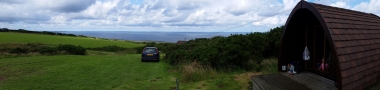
144;48;157;53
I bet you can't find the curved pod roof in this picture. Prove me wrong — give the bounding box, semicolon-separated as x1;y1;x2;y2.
281;1;380;90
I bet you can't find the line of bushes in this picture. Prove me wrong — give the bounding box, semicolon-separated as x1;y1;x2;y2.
0;43;86;55
57;44;86;55
86;45;139;54
164;26;284;72
0;28;80;37
123;42;177;55
87;45;128;52
1;43;163;57
1;28;175;45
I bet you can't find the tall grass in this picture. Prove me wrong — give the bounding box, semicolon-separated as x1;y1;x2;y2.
260;58;278;74
179;58;278;83
167;58;279;89
180;61;217;82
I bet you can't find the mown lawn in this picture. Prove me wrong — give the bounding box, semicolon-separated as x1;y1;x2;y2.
0;32;144;48
0;54;179;90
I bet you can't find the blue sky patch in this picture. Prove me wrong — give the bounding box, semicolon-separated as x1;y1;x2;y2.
130;0;143;5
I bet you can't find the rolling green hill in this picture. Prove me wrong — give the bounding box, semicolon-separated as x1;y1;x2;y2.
0;32;144;48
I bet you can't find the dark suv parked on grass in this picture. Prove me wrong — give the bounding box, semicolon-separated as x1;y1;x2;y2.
141;47;160;62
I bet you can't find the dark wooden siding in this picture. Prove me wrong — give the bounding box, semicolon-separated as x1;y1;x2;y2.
312;3;380;90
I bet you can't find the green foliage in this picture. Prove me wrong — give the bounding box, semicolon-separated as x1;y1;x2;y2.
165;26;284;72
0;32;144;48
263;26;283;57
10;47;28;54
58;44;86;55
261;58;279;74
77;35;87;37
144;42;156;47
26;43;45;47
133;42;176;54
132;42;157;54
133;46;145;54
0;43;87;56
0;28;10;32
87;45;138;54
3;28;78;37
165;33;266;71
38;46;58;55
87;45;127;52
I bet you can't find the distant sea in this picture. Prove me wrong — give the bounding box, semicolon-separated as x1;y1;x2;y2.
62;31;250;43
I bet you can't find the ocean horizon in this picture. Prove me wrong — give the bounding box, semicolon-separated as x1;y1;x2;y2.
63;31;251;43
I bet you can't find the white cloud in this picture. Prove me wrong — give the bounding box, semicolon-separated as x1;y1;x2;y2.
352;0;380;15
82;0;119;18
283;0;298;10
223;0;255;16
48;16;67;25
34;0;95;13
3;0;375;32
0;0;295;32
252;15;287;26
330;1;350;9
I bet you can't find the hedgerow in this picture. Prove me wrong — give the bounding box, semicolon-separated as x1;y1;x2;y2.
57;44;86;55
87;45;127;52
0;43;87;55
165;26;283;72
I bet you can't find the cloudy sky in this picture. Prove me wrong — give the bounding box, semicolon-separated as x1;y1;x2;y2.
0;0;379;32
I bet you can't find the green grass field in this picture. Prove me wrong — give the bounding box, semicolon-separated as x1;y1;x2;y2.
0;32;250;90
0;32;144;48
0;54;179;90
0;54;252;90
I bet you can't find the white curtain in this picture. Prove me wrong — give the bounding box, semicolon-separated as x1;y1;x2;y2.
303;46;310;60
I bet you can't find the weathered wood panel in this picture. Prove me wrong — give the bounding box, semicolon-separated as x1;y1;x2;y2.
252;72;337;90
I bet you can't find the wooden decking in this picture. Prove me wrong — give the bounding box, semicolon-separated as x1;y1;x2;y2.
251;72;337;90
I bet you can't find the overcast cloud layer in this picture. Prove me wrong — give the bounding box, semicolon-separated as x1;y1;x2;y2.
0;0;378;32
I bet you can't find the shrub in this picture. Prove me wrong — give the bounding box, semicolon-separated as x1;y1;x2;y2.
88;45;127;52
0;43;87;56
58;44;86;55
66;34;77;37
132;42;176;54
134;46;145;54
10;47;28;54
165;26;284;71
42;31;56;35
78;35;87;37
26;43;45;48
38;46;58;55
145;42;156;47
